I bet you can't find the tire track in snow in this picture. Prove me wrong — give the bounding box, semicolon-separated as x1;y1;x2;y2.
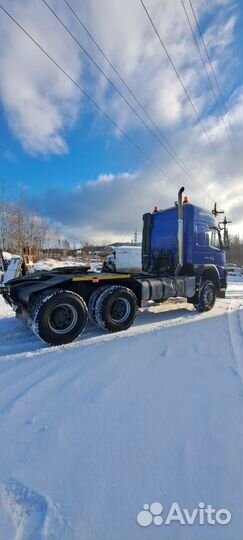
227;298;243;380
0;479;73;540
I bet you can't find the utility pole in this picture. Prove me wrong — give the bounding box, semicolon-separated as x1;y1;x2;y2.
218;216;232;246
134;229;138;245
212;202;224;217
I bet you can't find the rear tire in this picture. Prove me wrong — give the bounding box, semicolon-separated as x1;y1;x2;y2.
94;285;138;332
88;286;110;324
29;289;88;345
193;280;216;312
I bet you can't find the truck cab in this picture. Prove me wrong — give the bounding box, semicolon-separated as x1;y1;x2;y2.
142;194;227;295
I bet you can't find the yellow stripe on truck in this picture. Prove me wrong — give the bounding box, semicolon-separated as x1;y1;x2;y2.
72;274;131;282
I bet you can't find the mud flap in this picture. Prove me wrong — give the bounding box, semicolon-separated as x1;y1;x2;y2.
217;289;226;298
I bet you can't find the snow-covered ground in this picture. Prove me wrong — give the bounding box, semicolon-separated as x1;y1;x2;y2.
0;280;242;540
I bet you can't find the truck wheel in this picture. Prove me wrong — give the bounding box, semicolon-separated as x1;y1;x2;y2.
193;280;216;312
29;289;88;346
94;285;138;332
88;286;109;324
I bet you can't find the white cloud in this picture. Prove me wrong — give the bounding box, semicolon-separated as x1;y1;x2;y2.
83;0;238;130
0;0;239;152
0;0;82;154
33;72;243;241
204;13;237;53
1;0;242;237
35;86;243;243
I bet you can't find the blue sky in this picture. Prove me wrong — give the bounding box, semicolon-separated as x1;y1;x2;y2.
1;104;149;194
0;0;243;242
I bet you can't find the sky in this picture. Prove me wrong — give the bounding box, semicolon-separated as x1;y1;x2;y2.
0;0;243;244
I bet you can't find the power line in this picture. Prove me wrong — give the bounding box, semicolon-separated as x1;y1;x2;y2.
138;0;233;197
188;0;237;146
138;0;214;146
41;0;210;196
63;0;203;191
42;0;216;203
0;3;179;188
180;0;238;160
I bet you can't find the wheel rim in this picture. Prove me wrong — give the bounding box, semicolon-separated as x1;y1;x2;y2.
202;286;214;307
110;297;131;323
48;303;78;334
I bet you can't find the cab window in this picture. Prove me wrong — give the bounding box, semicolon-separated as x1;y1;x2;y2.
196;224;207;246
209;228;221;249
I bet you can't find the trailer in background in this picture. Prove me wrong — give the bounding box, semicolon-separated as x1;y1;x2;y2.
103;246;142;273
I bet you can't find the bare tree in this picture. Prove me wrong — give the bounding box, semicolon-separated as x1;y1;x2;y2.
227;234;243;266
0;188;70;257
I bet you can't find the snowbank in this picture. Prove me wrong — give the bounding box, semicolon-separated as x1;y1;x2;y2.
2;251;13;261
34;257;86;271
34;257;101;272
228;275;243;282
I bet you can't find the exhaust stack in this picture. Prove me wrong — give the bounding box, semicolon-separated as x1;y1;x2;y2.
176;186;185;274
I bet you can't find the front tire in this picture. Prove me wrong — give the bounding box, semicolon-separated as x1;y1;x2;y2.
29;289;88;345
193;280;216;312
94;285;138;332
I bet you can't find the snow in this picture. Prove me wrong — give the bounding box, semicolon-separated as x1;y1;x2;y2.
111;245;141;250
2;251;14;261
0;280;242;540
34;257;101;272
34;257;86;271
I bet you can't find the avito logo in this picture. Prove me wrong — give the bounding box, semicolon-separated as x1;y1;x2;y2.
137;502;232;527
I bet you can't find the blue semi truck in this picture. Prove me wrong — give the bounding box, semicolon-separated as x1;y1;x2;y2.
0;187;227;345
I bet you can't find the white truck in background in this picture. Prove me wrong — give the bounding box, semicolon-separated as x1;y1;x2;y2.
102;246;142;273
0;252;23;286
0;251;34;287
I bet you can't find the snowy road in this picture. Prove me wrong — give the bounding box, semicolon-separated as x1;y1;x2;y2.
0;280;242;540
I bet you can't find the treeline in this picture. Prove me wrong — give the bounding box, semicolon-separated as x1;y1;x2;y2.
227;235;243;267
0;196;70;256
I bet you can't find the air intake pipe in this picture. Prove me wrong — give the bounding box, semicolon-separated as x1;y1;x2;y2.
175;186;185;275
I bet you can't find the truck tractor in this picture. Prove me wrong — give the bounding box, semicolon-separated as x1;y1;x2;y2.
0;187;227;346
